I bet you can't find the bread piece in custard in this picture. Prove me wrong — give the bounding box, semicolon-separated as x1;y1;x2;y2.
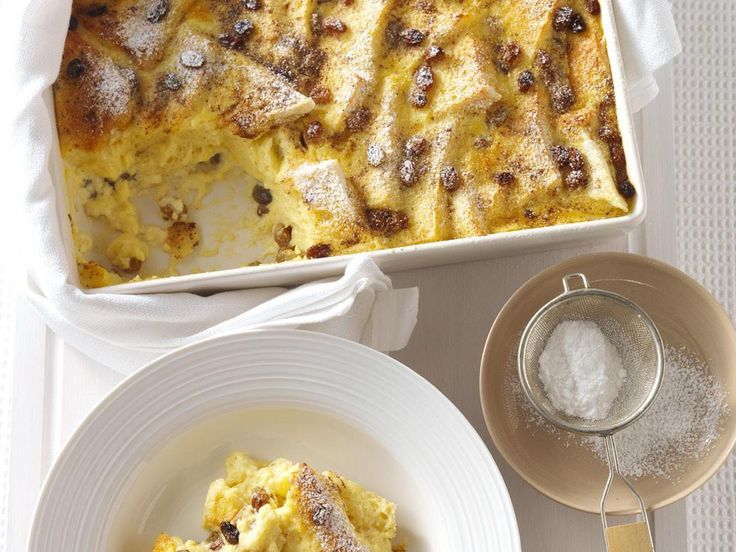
151;453;399;552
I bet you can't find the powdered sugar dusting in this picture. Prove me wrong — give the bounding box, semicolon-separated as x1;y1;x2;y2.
586;346;729;479
292;160;362;224
512;342;730;479
90;59;135;118
118;12;162;61
293;464;370;552
507;374;575;446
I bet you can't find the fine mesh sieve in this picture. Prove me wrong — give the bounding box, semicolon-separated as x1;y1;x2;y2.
518;273;665;552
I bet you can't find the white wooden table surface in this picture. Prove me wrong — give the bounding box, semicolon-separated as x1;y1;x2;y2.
8;68;688;552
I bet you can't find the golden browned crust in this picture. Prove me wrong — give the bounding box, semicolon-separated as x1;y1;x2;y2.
151;533;178;552
72;0;196;67
54;31;137;151
164;221;200;259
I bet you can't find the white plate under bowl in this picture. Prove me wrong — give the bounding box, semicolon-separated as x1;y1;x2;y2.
28;330;519;551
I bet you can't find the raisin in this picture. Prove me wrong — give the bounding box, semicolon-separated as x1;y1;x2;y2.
586;0;601;15
83;110;99;126
304;121;323;141
610;143;625;165
385;19;403;47
425;45;444;61
218;33;242;49
300;47;326;78
307;243;332;259
162;72;182;90
366;208;409;236
554;6;586;33
219;522;239;546
366;143;385;167
69;15;78;31
565;169;588;189
257;204;269;216
210;153;221;165
400;28;425;46
568;148;584;170
86;4;107;16
399;159;418;186
66;58;86;79
180;50;205;68
535;50;552;70
310;85;332;104
312;504;332;526
404;136;428;158
497;41;521;74
440;166;461;191
127;257;142;273
273;224;292;248
322;16;347;34
345;107;371;131
234;19;254;36
553;7;574;32
486;104;509;128
496;172;516;185
518;70;535;93
244;0;260;9
310;13;323;34
146;0;168;23
474;137;491;149
409;88;428;108
617;180;636;198
551;145;571;167
251;488;271;511
551;83;575;113
414;64;434;89
570;13;586;33
597;125;619;143
252;184;272;205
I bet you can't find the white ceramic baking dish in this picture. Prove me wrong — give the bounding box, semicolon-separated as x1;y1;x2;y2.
51;0;645;294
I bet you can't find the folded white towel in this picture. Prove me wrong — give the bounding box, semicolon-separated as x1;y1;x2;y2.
613;0;682;112
27;255;419;374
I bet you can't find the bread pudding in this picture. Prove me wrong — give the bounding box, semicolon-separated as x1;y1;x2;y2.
151;452;400;552
55;0;635;287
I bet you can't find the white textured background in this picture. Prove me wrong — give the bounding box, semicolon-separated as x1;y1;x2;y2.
673;0;736;549
0;0;735;550
0;259;14;549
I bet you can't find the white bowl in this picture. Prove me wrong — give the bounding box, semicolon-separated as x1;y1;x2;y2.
29;330;520;551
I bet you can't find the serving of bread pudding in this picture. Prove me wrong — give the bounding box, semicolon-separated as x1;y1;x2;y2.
55;0;634;287
151;453;400;552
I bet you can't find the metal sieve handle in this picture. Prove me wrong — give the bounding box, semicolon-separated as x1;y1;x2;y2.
562;273;590;292
601;435;655;551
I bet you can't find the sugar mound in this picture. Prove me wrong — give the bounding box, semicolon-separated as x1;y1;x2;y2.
538;320;626;420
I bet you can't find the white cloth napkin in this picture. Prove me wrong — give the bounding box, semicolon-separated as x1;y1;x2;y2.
612;0;682;112
6;0;679;375
26;256;419;374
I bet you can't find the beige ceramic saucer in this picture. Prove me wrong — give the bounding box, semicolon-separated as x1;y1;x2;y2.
480;252;736;514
